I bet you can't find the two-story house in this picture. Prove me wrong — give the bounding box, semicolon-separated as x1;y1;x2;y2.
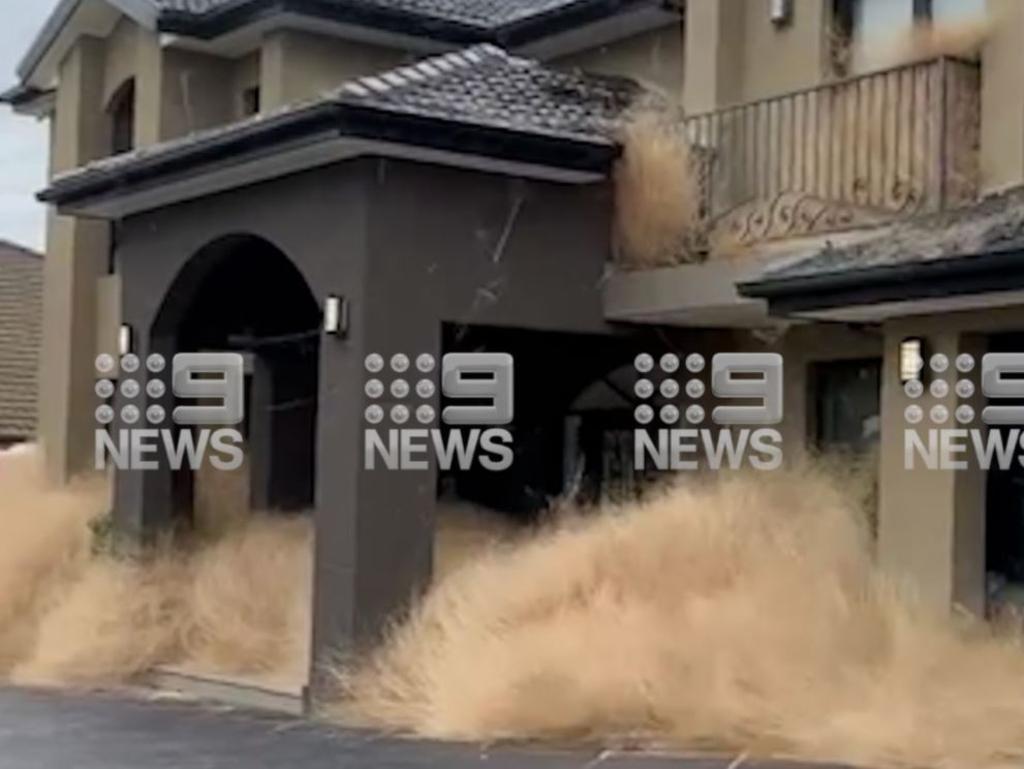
7;0;1024;704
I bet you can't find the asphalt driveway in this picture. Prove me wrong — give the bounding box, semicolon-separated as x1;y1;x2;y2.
0;687;844;769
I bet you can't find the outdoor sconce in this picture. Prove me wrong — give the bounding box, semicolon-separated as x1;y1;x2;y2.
770;0;793;25
899;337;926;383
118;324;134;356
323;295;349;338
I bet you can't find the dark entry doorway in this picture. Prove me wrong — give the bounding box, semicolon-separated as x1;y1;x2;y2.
151;235;321;528
986;333;1024;608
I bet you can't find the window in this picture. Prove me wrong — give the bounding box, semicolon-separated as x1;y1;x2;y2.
108;79;135;156
812;358;881;453
242;86;261;117
830;0;856;76
106;79;136;274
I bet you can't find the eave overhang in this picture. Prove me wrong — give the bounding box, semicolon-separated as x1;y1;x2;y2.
39;101;618;218
157;0;674;49
738;248;1024;322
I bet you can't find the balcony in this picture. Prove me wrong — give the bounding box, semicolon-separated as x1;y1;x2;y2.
683;57;981;249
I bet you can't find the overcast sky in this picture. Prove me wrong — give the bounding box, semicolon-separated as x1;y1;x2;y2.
0;1;58;252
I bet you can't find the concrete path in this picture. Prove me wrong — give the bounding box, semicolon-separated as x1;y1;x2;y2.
0;687;843;769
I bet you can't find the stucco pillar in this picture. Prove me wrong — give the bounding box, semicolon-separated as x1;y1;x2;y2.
682;0;745;114
39;37;111;484
259;29;403;111
981;0;1024;193
877;326;986;616
111;331;176;543
309;277;437;700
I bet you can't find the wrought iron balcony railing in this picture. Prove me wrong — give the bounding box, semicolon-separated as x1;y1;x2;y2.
683;57;980;247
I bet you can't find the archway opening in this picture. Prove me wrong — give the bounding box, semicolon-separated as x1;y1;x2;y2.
152;234;321;532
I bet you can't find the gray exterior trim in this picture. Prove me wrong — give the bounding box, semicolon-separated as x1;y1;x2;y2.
739;247;1024;316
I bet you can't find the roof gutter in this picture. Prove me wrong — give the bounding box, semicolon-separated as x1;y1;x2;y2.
39;101;619;209
39;100;343;206
738;247;1024;316
0;84;56;116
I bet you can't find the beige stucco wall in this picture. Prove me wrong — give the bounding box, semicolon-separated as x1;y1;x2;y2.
876;321;987;615
40;18;247;481
40;36;111;483
158;49;234;139
683;0;828;113
980;0;1024;193
260;29;405;110
102;17;138;108
557;25;685;99
736;0;828;102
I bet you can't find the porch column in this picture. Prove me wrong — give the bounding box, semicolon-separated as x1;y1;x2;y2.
39;37;111;484
877;325;987;615
110;332;177;544
982;0;1024;193
309;299;438;699
682;0;745;114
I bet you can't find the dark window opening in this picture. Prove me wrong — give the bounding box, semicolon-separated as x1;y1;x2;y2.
986;333;1024;612
242;86;261;117
913;0;933;21
108;79;135;156
812;358;882;453
830;0;856;76
107;79;135;274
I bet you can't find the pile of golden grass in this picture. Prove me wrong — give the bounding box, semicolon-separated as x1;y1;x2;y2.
614;112;703;269
0;445;312;687
336;464;1024;769
0;445;518;689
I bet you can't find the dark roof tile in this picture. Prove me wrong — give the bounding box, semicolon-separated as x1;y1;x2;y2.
43;45;639;204
754;188;1024;285
157;0;656;33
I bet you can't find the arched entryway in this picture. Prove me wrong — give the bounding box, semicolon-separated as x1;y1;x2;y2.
151;234;321;530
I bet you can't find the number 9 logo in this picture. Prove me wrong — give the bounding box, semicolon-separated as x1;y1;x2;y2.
710;353;784;426
172;353;245;426
441;353;514;426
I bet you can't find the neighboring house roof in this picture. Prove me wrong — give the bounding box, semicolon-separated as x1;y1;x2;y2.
41;44;639;212
0;241;43;442
739;188;1024;316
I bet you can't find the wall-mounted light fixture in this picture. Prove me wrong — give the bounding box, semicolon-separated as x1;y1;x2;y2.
899;337;925;383
770;0;793;25
324;295;349;338
118;324;134;356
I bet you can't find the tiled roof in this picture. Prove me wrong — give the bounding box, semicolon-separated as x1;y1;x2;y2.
753;187;1024;285
336;44;637;143
42;45;639;205
155;0;657;34
0;241;42;442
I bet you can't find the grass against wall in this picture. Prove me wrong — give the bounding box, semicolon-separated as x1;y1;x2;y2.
335;463;1024;769
614;111;704;269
